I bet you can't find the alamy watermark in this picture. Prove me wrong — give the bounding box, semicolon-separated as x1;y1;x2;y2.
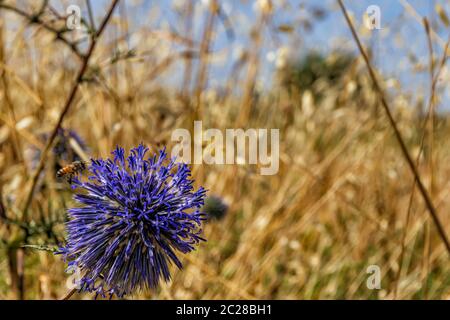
171;121;279;175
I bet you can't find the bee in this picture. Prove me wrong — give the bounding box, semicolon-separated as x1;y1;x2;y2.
56;160;88;183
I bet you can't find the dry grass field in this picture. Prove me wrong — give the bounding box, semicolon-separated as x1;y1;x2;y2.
0;0;449;299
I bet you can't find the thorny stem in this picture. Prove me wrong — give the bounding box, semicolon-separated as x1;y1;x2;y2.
0;3;84;60
337;0;450;255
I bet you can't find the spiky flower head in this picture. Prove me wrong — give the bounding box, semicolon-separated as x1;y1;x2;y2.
26;127;88;172
57;144;207;298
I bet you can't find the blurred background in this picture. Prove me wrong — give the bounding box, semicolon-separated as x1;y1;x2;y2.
0;0;450;299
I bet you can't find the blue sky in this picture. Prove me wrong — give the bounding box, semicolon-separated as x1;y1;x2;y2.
85;0;449;108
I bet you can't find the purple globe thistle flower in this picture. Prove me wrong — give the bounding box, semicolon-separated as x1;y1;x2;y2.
26;127;88;172
57;144;207;298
